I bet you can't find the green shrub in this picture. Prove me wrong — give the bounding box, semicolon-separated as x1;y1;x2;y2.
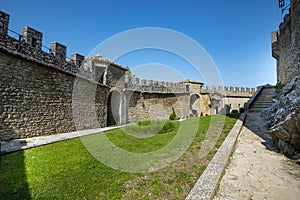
231;109;239;114
124;119;175;136
160;120;176;133
169;108;177;120
226;113;241;119
275;82;285;90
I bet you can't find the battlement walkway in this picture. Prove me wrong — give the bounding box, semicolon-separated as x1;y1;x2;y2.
214;87;300;199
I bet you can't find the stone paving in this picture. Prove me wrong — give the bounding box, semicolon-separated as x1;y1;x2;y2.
214;88;300;200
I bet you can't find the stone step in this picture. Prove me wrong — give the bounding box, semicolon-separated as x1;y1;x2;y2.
253;98;273;102
256;94;275;98
248;108;266;112
260;91;275;95
254;97;274;102
251;103;273;108
247;87;276;114
259;92;276;96
252;101;273;105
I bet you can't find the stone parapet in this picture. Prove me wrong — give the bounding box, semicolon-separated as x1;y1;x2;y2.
201;85;255;97
124;75;187;94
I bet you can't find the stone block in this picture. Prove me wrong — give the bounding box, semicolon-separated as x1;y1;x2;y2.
0;10;9;36
50;42;67;66
22;26;43;50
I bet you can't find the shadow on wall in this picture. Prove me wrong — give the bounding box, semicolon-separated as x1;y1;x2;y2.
0;149;31;199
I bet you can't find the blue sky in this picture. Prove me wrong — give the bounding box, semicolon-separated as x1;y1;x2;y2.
1;0;289;87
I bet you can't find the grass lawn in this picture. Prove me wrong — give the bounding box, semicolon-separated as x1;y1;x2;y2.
0;115;239;200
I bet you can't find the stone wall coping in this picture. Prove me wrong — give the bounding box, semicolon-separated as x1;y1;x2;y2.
185;113;246;200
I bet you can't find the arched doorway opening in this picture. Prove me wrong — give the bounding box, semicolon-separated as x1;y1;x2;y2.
210;92;222;115
190;93;200;117
107;90;121;126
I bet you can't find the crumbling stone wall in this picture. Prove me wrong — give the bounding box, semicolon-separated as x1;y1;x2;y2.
264;0;300;158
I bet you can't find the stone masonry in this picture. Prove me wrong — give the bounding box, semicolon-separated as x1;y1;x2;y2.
264;0;300;158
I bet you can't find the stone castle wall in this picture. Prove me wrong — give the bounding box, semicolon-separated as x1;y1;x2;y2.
0;49;108;140
265;0;300;158
272;0;300;84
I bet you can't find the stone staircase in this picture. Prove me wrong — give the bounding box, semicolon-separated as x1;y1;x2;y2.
245;86;279;151
249;87;276;112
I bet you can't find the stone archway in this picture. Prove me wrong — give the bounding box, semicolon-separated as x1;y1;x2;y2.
211;93;223;115
190;93;200;117
107;90;121;126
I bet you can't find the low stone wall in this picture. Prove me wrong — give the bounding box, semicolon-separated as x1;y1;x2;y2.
0;49;108;140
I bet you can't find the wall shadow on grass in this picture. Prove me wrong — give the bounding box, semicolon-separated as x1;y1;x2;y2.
0;149;31;199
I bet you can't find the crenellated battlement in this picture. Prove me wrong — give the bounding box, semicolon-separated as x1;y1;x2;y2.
124;75;255;96
200;85;255;97
0;10;129;84
0;10;89;75
124;75;188;93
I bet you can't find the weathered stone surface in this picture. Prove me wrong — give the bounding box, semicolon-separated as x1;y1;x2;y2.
263;80;300;156
278;139;296;156
266;0;300;157
0;50;108;140
270;125;291;142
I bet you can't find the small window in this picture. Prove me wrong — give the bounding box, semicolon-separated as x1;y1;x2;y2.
78;60;82;66
186;85;190;92
32;37;37;47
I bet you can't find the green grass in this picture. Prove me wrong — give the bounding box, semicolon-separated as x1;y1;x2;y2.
0;115;238;200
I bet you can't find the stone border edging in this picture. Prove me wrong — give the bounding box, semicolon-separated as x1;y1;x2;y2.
0;125;125;154
185;113;246;200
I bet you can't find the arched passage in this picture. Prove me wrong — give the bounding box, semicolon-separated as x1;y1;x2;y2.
107;90;121;126
190;93;200;117
210;92;223;115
